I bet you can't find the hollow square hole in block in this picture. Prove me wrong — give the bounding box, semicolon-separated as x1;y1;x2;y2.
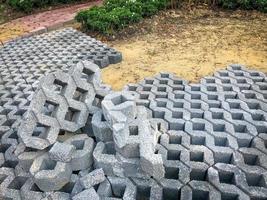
191;94;201;100
163;188;181;200
245;93;256;99
191;86;200;91
219;72;229;77
207;86;217;92
206;78;215;83
247;102;260;110
111;95;128;105
30;183;42;192
259;84;267;90
237;79;247;84
190;151;204;162
243;153;260;166
157;87;167;92
42;101;58;117
190;168;207;181
140;94;149;100
167;150;181;161
221;193;239;200
169;122;184;131
157;101;167;108
65;107;80;123
222;79;231;84
153;111;165;119
128;85;137;91
40;158;57;171
103;143;116;155
71;140;85;150
73;87;87;102
214;137;228;147
193;123;205;131
214;152;234;164
7;176;28;190
32;123;49;139
223;86;233;91
81;67;94;82
172;111;183;119
59;182;75;193
251;113;265;121
231;113;244;120
250;72;260;77
208;94;218;100
145;79;154;84
173;102;184;108
234;124;247;133
218;171;235;184
143;86;152;91
101;114;106;122
212;112;224;119
159;80;168;85
161;73;169;78
213;124;225;132
169;135;182;145
8;131;18;139
192;189;209;200
129;125;139;136
234;72;244;76
0;143;11;153
0;174;8;184
246;173;266;187
110;184;126;198
229;102;240;109
156;94;168;98
174;93;184;99
164;166;179;180
191;136;205;145
191;102;201;109
53;79;67;95
136;185;151;200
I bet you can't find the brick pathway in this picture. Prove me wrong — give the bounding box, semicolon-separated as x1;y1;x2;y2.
0;0;101;44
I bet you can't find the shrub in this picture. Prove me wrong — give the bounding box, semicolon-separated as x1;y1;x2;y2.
8;0;81;13
76;0;168;34
219;0;267;12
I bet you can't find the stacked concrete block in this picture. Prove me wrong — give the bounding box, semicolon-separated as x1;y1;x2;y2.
0;28;122;166
29;153;72;191
18;61;104;150
65;134;95;171
101;91;165;179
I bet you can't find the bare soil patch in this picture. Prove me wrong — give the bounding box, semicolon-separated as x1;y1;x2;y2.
79;7;267;90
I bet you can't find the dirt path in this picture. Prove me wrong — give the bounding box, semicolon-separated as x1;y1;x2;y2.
99;8;267;90
0;0;101;44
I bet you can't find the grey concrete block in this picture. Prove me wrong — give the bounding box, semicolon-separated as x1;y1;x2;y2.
49;142;75;163
72;188;100;200
80;168;105;189
65;134;95;171
29;153;72;191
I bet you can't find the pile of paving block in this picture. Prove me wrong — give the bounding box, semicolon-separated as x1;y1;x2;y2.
0;28;122;160
0;59;267;200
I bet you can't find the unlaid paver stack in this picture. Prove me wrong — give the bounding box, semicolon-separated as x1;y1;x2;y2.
0;28;266;200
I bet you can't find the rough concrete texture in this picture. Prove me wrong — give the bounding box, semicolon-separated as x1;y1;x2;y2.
0;59;267;199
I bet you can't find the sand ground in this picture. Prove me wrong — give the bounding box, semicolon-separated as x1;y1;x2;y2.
98;8;267;90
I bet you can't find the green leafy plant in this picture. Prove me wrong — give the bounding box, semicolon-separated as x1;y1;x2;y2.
218;0;267;11
76;0;168;34
7;0;81;13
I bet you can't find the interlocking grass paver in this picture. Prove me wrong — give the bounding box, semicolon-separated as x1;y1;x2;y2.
0;62;267;199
